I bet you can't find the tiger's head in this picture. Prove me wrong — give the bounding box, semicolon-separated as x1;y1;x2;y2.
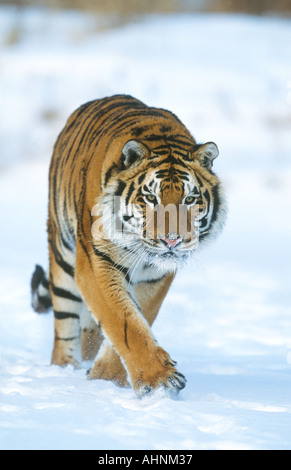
94;138;226;273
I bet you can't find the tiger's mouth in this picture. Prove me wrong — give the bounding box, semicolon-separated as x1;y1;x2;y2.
139;237;195;271
146;248;190;272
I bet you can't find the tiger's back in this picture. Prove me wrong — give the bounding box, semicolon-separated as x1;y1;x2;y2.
31;94;226;396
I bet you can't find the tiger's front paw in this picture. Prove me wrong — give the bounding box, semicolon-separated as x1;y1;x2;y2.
130;347;187;398
135;370;187;398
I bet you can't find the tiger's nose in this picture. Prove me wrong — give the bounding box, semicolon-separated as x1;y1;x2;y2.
160;234;183;249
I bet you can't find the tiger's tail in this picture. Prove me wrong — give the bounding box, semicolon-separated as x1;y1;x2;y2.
31;264;52;313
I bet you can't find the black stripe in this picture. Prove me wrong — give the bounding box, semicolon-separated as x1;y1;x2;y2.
92;246;129;274
125;181;135;206
55;336;79;341
132;125;150;137
60;227;73;252
171;143;191;153
195;174;204;188
104;163;117;186
51;166;63;241
124;320;129;349
72;181;78;221
106;110;166;137
172;149;188;158
173;168;190;178
153;149;169;156
135;275;166;284
49;218;75;277
92;246;130;282
115;180;126;196
159;155;188;169
143;134;166;142
138;173;146;185
88;101;147;144
54;311;79;320
200;216;209;229
53;245;75;277
76;111;103;160
160;125;172;133
166;135;193;146
62;190;75;250
152;144;170;152
76;168;93;269
204;189;211;206
65;101;102;166
123;215;133;222
210;184;221;224
51;284;82;302
200;189;211;229
195;171;212;186
154;170;168;179
79;236;93;269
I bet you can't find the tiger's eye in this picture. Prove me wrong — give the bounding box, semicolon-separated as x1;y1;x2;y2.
145;194;157;204
184;195;196;205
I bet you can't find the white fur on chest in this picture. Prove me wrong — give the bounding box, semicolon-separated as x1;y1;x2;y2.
128;261;164;285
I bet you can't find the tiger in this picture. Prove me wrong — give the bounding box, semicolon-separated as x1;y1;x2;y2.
31;94;226;397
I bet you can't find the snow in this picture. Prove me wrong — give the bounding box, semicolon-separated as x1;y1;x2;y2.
0;6;291;450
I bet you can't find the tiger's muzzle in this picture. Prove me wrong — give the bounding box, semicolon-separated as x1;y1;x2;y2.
160;234;183;250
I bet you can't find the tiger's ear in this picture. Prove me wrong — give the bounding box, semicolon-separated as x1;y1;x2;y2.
190;142;219;170
120;140;149;169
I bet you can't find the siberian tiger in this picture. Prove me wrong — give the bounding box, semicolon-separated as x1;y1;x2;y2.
31;94;226;397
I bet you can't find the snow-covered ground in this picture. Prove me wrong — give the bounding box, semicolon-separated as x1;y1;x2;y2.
0;6;291;450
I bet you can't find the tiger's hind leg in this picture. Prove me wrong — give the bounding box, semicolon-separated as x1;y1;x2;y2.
49;243;83;368
80;303;103;362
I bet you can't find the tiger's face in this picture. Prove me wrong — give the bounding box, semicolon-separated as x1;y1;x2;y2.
96;139;225;272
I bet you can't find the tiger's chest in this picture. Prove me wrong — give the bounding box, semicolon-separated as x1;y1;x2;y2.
126;261;168;314
127;262;165;285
